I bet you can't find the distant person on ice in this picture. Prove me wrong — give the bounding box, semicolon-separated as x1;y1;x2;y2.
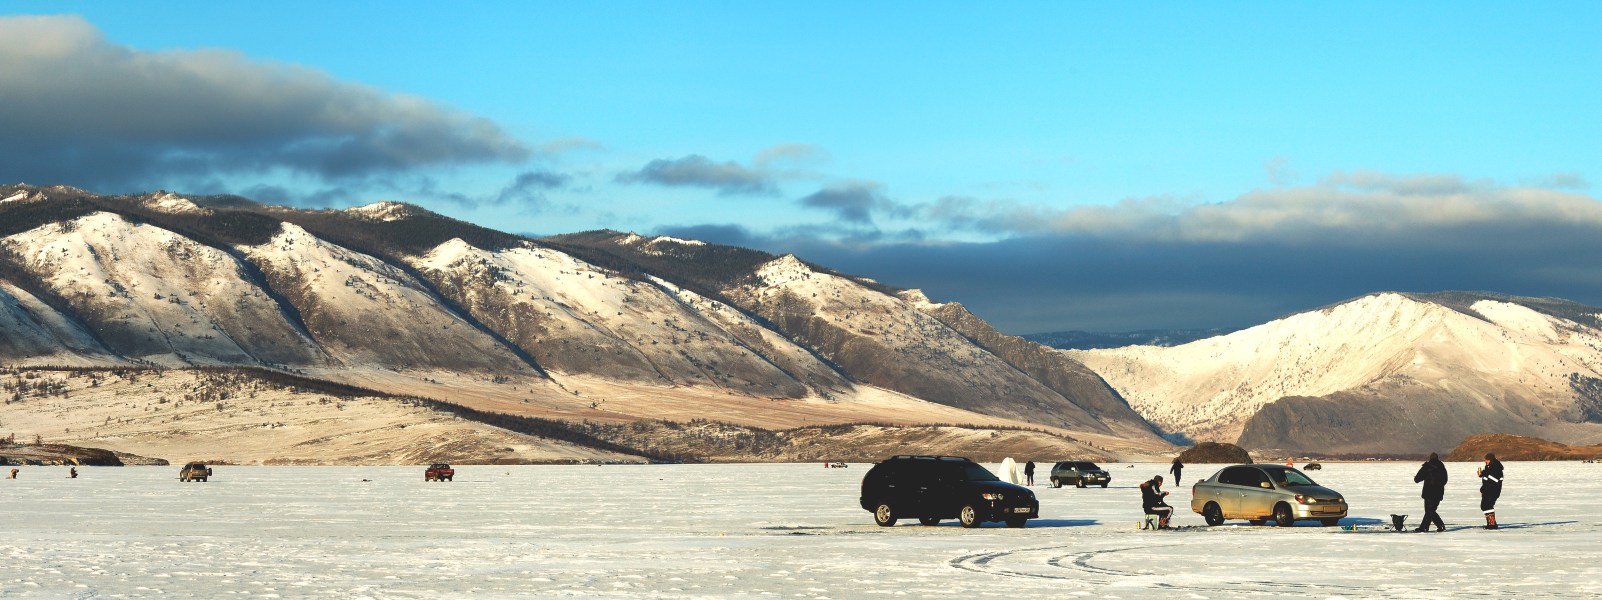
1169;458;1184;485
1413;452;1448;532
1024;461;1036;486
1140;475;1173;529
1478;453;1504;530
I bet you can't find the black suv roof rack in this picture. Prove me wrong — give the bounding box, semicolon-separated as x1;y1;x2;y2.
886;455;972;462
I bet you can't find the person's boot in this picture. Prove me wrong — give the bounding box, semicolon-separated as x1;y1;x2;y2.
1485;513;1498;530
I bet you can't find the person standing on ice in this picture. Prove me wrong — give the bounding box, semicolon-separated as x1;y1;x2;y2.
1412;452;1448;532
1169;458;1184;485
1024;461;1036;486
1477;453;1504;530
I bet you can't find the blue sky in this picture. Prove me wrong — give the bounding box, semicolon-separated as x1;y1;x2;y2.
3;3;1600;333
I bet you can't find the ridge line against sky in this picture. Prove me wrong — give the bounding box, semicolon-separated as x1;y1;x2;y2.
1;4;1599;333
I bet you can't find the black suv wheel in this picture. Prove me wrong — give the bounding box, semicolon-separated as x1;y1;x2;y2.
874;503;897;527
959;504;981;528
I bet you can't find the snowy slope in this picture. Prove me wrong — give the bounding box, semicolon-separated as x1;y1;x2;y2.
138;191;208;214
1070;292;1602;451
0;280;120;366
343;201;415;222
239;224;537;374
727;255;1096;427
415;239;849;397
0;213;322;366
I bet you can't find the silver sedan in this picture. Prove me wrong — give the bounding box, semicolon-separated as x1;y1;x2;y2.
1190;464;1347;527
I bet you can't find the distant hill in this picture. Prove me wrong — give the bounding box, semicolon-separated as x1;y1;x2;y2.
1447;433;1602;461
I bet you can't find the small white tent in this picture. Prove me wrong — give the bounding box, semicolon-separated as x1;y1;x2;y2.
995;457;1024;485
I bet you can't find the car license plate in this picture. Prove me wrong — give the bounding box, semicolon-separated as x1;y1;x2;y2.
1012;508;1032;514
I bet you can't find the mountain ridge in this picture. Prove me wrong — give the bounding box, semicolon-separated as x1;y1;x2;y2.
1;185;1164;463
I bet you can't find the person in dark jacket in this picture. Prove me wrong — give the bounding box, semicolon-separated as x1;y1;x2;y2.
1478;453;1504;529
1169;458;1184;486
1413;452;1448;532
1024;461;1035;486
1140;475;1173;529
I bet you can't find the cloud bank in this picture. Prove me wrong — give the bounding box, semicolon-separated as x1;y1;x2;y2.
0;15;529;192
661;174;1602;333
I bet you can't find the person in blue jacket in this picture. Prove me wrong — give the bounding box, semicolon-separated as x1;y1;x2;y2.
1477;453;1504;530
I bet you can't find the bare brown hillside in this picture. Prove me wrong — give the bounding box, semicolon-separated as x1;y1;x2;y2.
1447;433;1602;461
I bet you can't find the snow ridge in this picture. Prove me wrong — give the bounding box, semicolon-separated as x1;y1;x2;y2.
1070;292;1602;441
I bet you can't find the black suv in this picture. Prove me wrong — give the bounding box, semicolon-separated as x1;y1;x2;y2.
860;455;1039;528
1050;461;1110;488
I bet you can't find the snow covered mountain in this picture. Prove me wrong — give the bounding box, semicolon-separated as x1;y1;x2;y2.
1068;292;1602;455
548;232;1161;440
0;184;1161;463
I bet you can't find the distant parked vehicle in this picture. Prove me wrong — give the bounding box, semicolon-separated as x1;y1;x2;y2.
860;455;1039;528
179;463;212;482
1050;461;1111;488
1304;463;1323;470
425;463;455;481
1190;464;1347;527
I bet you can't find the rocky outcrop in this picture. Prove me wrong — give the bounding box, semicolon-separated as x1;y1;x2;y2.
1177;442;1252;464
0;442;143;465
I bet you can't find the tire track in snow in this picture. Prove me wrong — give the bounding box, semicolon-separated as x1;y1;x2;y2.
950;542;1378;594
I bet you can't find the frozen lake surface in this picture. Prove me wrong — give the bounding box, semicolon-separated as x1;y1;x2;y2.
2;461;1598;598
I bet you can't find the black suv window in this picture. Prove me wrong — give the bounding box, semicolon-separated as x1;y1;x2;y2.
956;462;1000;482
1075;462;1100;470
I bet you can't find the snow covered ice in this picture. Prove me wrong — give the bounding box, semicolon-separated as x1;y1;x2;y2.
2;462;1598;598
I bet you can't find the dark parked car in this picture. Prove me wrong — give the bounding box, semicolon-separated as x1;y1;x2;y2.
179;462;212;482
1050;461;1110;488
860;455;1039;528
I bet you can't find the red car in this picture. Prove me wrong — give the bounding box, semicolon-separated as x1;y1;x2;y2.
425;463;454;481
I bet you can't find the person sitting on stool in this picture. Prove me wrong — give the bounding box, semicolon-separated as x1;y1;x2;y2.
1141;475;1173;529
